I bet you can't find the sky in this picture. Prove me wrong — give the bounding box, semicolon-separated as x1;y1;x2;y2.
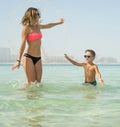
1;0;120;61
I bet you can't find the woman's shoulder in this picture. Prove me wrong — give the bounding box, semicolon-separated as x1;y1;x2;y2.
22;25;30;34
22;25;30;30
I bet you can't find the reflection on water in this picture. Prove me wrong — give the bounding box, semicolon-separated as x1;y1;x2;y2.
23;107;46;127
0;64;120;127
23;85;45;126
25;85;43;100
84;94;96;99
0;82;120;127
80;83;104;99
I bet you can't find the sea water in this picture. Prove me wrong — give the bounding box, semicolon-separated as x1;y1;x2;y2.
0;64;120;127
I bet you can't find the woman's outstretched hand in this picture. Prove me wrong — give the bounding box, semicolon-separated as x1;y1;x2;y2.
58;18;64;24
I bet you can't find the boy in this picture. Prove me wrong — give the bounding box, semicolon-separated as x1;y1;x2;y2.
64;49;104;86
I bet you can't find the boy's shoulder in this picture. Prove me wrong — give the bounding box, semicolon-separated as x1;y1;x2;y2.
93;64;98;69
85;63;98;68
85;62;96;66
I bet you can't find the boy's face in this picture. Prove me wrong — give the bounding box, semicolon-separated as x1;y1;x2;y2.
84;51;95;63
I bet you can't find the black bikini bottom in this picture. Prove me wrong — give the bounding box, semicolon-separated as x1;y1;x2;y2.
24;53;41;65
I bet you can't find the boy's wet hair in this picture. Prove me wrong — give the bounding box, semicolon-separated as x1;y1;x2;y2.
85;49;96;57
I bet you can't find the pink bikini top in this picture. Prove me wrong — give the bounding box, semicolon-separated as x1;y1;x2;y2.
27;32;42;41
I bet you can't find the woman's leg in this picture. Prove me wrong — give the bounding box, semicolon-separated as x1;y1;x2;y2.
22;57;37;86
35;60;42;83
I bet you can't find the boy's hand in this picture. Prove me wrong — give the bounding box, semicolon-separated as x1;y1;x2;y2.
100;79;104;86
64;54;68;58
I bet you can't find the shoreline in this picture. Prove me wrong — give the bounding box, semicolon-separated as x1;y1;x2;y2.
0;62;120;66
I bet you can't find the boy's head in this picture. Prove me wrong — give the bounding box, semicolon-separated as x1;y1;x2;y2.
85;49;96;57
84;49;96;62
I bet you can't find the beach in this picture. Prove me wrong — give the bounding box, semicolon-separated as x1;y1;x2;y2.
0;64;120;127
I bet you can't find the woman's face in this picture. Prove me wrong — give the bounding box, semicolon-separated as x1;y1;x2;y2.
31;11;41;24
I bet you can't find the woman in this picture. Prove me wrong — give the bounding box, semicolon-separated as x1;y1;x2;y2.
12;7;64;87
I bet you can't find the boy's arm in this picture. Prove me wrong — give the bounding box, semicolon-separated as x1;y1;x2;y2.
94;65;104;85
64;54;84;66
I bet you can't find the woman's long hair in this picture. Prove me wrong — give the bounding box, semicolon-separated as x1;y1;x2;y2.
21;7;40;26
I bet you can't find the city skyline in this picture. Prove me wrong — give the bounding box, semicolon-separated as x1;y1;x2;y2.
0;47;119;64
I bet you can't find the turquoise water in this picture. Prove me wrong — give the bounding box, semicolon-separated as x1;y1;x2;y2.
0;64;120;127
